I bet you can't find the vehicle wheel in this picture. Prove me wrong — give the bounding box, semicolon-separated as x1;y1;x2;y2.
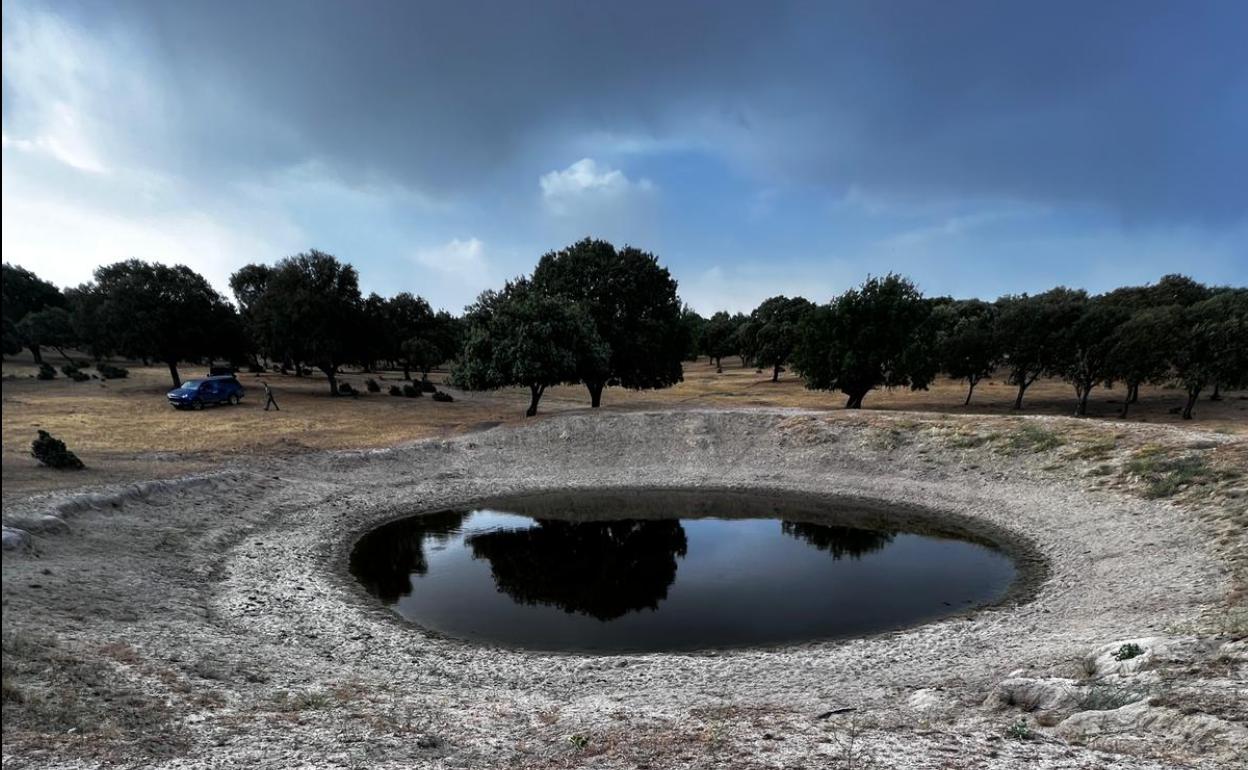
228;394;240;406
193;400;204;411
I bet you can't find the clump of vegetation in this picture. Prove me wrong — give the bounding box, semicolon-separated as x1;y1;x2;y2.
403;383;422;398
1121;447;1241;499
96;363;129;379
36;362;56;380
1076;684;1147;711
337;381;357;396
60;363;90;381
365;377;381;393
1113;642;1145;661
947;431;990;449
388;384;403;396
566;734;590;751
1069;436;1118;462
1005;719;1033;740
31;430;85;470
432;391;454;403
1004;423;1065;453
420;379;438;393
271;689;333;712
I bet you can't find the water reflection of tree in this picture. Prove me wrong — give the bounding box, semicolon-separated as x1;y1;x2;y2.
350;510;469;602
781;521;894;559
466;520;687;621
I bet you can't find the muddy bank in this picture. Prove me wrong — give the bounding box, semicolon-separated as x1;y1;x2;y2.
2;409;1244;768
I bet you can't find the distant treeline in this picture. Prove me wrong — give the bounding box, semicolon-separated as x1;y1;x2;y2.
3;239;1245;419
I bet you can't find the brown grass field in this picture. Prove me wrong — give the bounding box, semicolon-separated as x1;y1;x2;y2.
3;351;1244;500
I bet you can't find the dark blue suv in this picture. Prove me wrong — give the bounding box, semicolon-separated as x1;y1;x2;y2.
167;376;246;410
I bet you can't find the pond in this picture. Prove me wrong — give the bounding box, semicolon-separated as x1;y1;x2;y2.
349;490;1020;652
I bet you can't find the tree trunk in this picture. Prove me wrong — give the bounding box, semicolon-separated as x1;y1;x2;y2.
166;360;182;388
586;380;604;408
1076;384;1091;416
964;377;978;406
1210;382;1221;401
54;346;73;362
844;390;866;409
1182;387;1200;420
714;357;722;374
402;363;411;381
324;366;338;396
28;344;43;365
1127;382;1139;405
1119;382;1135;418
739;356;748;368
526;384;545;417
1013;381;1029;411
771;364;781;382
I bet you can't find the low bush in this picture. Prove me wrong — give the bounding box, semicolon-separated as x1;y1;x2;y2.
403;383;422;398
60;364;90;382
36;363;56;380
432;391;454;403
388;385;403;396
365;378;381;393
31;430;85;470
96;363;129;379
1112;642;1144;661
420;380;438;393
1004;719;1032;741
337;381;357;396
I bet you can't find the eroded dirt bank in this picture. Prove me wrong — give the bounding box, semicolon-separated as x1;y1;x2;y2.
3;409;1245;768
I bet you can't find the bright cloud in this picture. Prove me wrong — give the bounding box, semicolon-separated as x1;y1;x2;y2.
539;158;654;216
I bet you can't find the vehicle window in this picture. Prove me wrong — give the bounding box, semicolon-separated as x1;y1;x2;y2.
183;380;203;389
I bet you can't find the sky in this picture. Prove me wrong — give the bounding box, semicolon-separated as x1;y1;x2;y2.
2;0;1246;314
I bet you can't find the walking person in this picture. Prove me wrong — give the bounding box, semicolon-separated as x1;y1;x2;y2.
263;381;280;411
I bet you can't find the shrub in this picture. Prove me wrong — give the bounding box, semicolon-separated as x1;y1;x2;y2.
420;380;438;393
365;378;381;393
96;363;129;379
388;385;403;396
432;391;454;403
1112;642;1144;661
337;381;357;396
1005;719;1032;741
403;383;421;398
60;364;90;382
36;363;56;380
31;430;85;470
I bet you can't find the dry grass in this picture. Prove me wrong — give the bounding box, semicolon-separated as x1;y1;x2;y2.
4;352;1245;499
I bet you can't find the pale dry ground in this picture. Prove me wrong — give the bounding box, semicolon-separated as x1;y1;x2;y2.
4;352;1244;500
2;409;1246;769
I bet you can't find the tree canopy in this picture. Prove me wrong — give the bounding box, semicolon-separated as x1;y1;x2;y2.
792;275;935;408
931;299;999;405
453;278;609;416
2;263;66;363
740;295;815;382
530;238;685;407
75;260;236;387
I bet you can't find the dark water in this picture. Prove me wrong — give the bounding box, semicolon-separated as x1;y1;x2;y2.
350;490;1018;652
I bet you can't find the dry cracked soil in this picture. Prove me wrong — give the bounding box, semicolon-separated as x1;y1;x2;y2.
3;408;1246;769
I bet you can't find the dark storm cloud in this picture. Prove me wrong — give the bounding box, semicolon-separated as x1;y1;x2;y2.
8;0;1248;223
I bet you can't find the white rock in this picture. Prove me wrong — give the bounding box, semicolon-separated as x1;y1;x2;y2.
1057;701;1248;758
2;526;32;551
984;677;1082;725
5;514;70;534
907;688;948;712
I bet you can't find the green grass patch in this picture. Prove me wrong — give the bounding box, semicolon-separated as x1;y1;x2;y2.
1003;423;1065;454
1122;449;1235;499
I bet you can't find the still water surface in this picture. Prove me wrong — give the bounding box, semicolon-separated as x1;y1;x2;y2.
350;491;1017;652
